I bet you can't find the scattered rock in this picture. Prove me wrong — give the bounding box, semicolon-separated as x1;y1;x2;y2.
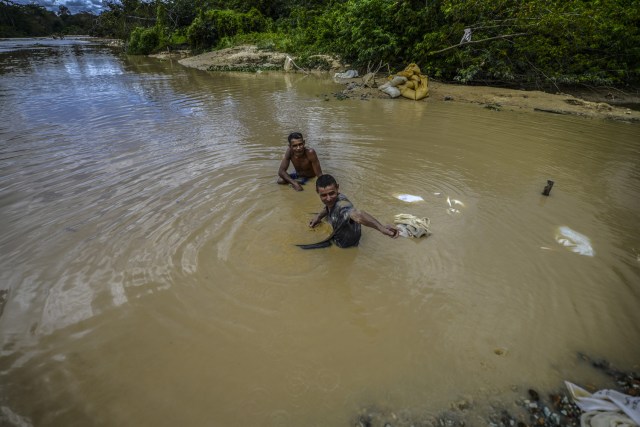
528;390;540;402
353;354;637;427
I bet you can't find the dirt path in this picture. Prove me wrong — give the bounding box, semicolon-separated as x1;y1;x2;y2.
152;45;640;123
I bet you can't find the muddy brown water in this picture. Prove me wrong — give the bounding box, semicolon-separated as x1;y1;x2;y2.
1;38;639;426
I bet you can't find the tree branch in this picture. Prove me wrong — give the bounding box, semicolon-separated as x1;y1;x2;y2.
125;15;156;21
428;33;528;55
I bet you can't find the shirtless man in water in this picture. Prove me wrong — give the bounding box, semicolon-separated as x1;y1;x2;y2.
277;132;323;191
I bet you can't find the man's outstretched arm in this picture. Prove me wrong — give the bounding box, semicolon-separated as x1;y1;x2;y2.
349;209;398;237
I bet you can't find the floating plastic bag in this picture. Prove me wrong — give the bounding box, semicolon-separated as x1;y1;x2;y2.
556;226;594;256
395;194;424;202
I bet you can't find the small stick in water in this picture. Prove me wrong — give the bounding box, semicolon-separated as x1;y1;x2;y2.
542;180;554;196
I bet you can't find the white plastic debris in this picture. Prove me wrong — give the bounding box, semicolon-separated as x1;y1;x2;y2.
396;194;424;202
379;76;406;98
446;196;465;207
380;85;401;98
379;75;407;89
334;70;359;79
460;28;472;44
565;381;640;426
284;56;293;71
555;226;594;257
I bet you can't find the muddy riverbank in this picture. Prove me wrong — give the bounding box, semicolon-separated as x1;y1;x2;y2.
353;354;639;427
150;45;640;123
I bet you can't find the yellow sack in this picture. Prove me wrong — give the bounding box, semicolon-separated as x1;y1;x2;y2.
393;63;429;100
399;75;428;100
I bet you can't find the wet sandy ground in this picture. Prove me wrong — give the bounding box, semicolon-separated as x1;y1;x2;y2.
336;78;640;123
354;354;639;427
151;45;640;123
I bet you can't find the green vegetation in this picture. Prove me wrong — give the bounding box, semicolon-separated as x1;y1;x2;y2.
185;8;269;50
127;25;160;54
2;0;638;89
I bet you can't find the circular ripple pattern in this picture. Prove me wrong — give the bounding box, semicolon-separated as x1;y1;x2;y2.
1;38;639;427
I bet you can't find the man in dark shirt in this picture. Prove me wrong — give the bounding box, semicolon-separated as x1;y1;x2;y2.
308;174;398;247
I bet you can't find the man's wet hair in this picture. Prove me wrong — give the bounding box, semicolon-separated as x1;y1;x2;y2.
316;174;337;189
288;132;304;144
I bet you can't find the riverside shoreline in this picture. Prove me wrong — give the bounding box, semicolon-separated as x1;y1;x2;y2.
352;354;638;427
150;44;640;123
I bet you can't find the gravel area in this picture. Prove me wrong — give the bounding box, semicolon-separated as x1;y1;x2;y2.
354;354;639;427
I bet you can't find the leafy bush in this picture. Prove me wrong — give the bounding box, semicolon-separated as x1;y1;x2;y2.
44;0;638;88
127;26;161;55
186;8;269;50
169;30;188;47
295;54;333;70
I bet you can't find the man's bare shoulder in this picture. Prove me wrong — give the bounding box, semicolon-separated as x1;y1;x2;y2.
305;147;319;157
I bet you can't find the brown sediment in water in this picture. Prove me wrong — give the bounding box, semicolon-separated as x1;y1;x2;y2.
149;46;640;425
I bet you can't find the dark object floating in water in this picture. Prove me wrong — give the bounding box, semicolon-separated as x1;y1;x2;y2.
542;180;554;196
0;289;8;318
296;233;333;249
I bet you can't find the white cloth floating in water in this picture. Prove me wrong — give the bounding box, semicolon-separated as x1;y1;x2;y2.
565;381;640;426
396;194;424;202
555;226;594;257
394;214;431;238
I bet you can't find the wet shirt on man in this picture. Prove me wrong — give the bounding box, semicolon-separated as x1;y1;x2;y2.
327;194;361;248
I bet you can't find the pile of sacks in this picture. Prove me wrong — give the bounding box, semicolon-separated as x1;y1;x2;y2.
379;63;429;100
